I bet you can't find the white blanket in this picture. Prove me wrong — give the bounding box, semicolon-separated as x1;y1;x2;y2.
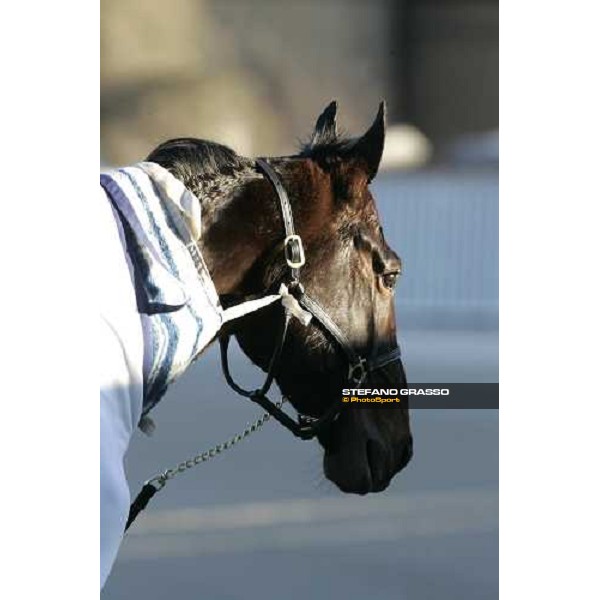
99;184;144;587
99;163;287;588
99;163;224;588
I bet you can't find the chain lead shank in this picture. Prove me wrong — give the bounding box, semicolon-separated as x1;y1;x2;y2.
125;399;286;531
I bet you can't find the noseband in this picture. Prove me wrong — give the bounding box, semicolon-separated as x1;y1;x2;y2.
218;158;402;441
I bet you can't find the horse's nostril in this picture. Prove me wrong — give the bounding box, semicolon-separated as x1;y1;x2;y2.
399;436;414;470
366;439;387;486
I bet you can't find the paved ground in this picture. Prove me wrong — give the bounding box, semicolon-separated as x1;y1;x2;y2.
102;328;498;600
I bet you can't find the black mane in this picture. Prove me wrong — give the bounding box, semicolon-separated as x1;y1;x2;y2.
147;137;254;183
146;131;361;205
298;132;356;166
148;127;358;178
146;138;257;206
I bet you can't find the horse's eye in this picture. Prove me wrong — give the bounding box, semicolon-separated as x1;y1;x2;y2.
381;272;399;290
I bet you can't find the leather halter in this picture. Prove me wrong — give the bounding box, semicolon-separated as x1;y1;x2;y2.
218;158;402;441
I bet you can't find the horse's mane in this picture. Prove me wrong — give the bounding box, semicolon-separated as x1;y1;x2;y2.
147;137;255;181
299;130;356;168
146;131;357;209
147;138;258;208
148;128;355;174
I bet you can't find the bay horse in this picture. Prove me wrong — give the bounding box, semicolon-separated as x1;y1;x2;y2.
100;101;412;586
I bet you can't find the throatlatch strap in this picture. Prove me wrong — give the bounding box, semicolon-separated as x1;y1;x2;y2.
255;158;303;280
256;159;295;239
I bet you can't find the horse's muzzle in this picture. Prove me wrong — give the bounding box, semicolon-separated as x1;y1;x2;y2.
320;408;413;495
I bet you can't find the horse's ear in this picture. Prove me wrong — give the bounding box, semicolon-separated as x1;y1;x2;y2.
310;101;338;147
351;101;386;182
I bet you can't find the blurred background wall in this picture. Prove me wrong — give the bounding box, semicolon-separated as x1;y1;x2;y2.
101;3;498;599
101;0;498;162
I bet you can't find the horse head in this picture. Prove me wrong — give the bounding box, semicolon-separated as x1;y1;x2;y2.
147;101;412;494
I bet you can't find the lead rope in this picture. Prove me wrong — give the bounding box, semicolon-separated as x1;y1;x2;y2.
125;397;287;531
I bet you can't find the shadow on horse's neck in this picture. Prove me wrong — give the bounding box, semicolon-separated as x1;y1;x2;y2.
196;158;323;298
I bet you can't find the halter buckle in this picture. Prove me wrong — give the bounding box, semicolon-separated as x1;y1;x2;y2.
348;357;368;386
284;234;306;269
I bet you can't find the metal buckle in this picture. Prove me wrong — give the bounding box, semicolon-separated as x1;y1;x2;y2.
348;357;368;385
284;234;306;269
